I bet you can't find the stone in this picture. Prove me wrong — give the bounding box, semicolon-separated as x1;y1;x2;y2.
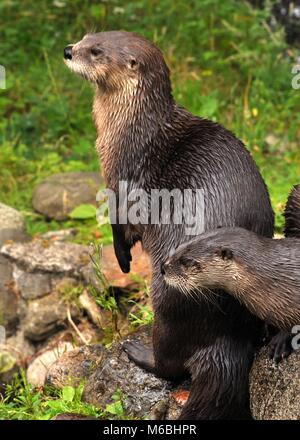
52;413;97;420
0;203;28;247
23;292;79;341
0;330;35;387
40;228;78;241
27;341;74;387
46;344;104;388
250;347;300;420
1;239;93;316
82;327;184;419
0;204;28;332
1;239;90;276
32;172;104;221
0;255;19;332
13;266;52;300
78;290;104;327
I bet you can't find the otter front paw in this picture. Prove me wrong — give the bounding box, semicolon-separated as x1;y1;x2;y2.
122;341;155;372
115;246;132;273
268;331;293;363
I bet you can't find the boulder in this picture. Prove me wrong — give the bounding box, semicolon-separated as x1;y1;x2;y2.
1;240;90;276
46;344;105;388
32;172;104;221
82;327;184;419
0;255;20;332
23;292;79;341
27;341;74;387
250;347;300;420
0;330;35;387
0;203;28;246
0;204;28;332
13;266;52;300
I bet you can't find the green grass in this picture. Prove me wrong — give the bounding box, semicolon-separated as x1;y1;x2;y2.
0;371;128;420
0;0;299;236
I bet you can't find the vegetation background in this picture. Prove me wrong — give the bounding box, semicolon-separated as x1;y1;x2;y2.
0;0;300;420
0;0;299;239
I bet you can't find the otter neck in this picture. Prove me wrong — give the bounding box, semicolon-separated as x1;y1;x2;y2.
93;80;175;190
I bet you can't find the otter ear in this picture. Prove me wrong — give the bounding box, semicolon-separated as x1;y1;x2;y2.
215;247;233;261
128;57;139;70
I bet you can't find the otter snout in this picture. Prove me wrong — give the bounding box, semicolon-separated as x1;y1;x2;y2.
161;261;170;275
64;45;74;60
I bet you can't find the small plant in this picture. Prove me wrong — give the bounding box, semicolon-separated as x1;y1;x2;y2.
57;280;84;306
89;243;120;339
104;389;126;418
129;303;154;328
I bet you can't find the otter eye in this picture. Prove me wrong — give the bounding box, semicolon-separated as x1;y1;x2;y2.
128;58;138;69
178;256;194;267
91;46;103;57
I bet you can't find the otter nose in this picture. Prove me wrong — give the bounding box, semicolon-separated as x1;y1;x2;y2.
161;261;169;275
64;45;73;60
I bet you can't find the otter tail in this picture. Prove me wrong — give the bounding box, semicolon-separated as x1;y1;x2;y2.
284;184;300;238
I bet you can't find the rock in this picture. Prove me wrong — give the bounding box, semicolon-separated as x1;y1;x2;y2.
46;344;104;388
52;413;97;420
78;290;104;327
82;327;184;419
27;341;74;387
40;228;78;241
0;203;28;246
250;347;300;420
0;204;28;332
32;172;104;221
0;255;20;333
13;266;52;300
1;240;90;276
23;292;79;341
0;330;35;386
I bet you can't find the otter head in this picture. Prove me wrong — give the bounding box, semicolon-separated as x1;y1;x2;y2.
64;31;172;98
161;228;244;296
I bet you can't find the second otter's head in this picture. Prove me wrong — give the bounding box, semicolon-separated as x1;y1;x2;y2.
64;31;172;97
161;228;253;295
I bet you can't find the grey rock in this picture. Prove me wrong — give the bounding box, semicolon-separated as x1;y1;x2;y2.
82;327;183;419
1;240;91;276
0;203;28;247
13;266;52;300
32;172;104;221
27;341;74;387
46;344;105;388
6;329;36;360
0;255;20;333
52;413;97;420
23;292;79;341
0;330;35;386
250;347;300;420
0;204;28;331
40;228;78;241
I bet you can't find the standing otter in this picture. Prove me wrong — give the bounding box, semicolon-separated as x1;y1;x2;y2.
64;31;274;419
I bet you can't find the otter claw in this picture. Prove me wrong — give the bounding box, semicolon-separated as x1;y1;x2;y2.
123;341;155;372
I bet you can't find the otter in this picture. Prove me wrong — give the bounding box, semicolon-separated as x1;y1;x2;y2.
64;31;274;419
163;185;300;334
163;227;300;331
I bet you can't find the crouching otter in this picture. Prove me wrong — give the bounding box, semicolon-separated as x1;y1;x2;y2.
64;31;274;419
163;185;300;333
